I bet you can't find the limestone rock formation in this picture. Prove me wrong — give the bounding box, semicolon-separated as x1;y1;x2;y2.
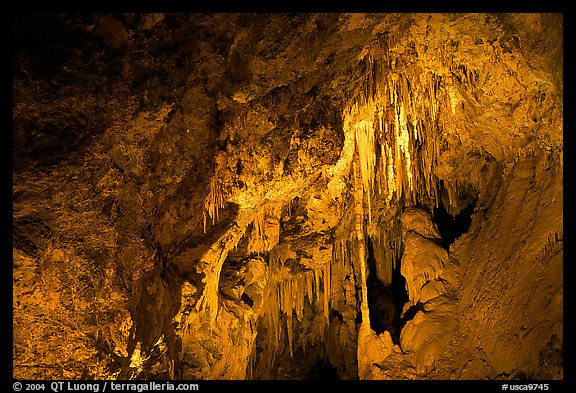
13;13;563;381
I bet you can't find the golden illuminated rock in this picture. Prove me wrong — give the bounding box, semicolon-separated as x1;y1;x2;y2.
13;13;562;381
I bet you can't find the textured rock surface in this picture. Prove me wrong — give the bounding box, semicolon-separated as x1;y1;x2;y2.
13;13;562;380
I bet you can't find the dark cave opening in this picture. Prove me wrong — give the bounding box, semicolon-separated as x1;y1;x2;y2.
399;301;426;332
366;238;409;344
433;199;475;249
304;357;338;380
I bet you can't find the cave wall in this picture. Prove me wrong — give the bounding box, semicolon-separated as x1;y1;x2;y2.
451;151;563;379
13;13;562;380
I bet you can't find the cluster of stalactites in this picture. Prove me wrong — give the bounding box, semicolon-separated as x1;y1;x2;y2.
369;220;404;283
246;204;282;254
259;247;331;369
203;177;227;233
338;44;458;342
345;48;458;216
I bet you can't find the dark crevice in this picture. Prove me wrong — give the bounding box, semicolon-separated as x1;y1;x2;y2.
304;357;338;380
241;292;254;307
390;253;410;338
433;198;476;249
330;309;344;323
399;301;426;331
366;238;408;345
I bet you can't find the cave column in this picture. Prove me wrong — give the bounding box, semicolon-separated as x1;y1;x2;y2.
353;159;370;320
353;157;374;379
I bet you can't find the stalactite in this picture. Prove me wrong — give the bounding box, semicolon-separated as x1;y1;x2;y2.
345;46;451;212
203;177;227;233
286;309;294;358
395;140;403;198
247;343;256;379
306;271;314;309
354;120;376;224
260;279;281;372
247;205;281;254
260;242;332;371
323;259;331;321
385;144;395;204
338;44;467;375
397;99;413;194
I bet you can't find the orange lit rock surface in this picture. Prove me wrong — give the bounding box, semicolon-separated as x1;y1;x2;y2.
13;13;562;380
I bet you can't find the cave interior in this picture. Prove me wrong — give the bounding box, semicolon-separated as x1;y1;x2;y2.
12;12;563;381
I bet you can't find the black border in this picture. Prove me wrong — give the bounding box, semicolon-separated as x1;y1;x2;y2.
8;4;574;392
